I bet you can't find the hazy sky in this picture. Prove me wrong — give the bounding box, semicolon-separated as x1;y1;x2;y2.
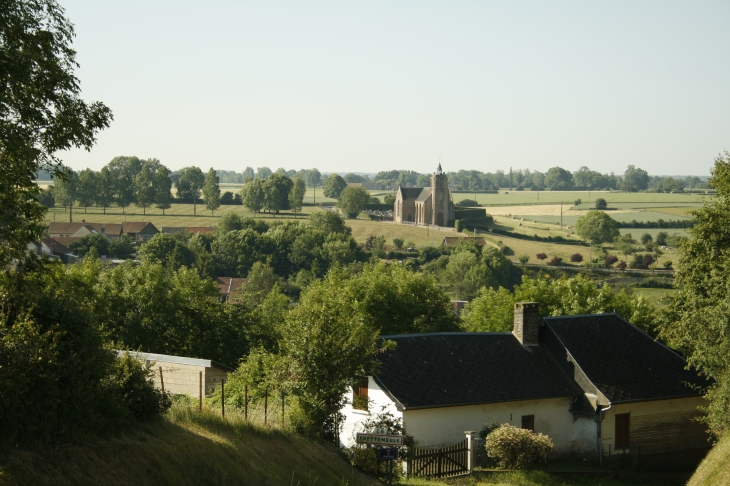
60;0;729;176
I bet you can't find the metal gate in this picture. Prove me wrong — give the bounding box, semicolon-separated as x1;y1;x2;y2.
408;438;469;478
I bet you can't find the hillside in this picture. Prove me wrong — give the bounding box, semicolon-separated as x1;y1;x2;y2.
687;434;730;486
0;405;379;486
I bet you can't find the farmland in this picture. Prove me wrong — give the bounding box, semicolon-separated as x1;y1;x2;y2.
41;185;700;271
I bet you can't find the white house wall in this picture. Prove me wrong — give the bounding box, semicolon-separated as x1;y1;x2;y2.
402;397;576;453
340;377;402;447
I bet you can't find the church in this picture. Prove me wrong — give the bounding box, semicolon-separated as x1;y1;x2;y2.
393;164;455;226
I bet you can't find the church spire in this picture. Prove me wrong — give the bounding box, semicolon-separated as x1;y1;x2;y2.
437;163;442;174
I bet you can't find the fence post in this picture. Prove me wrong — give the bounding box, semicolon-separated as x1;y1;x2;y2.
464;431;476;473
159;367;165;393
221;379;225;418
199;371;203;412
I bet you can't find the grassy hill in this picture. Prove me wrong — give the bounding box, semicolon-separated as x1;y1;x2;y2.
0;404;379;486
687;434;730;486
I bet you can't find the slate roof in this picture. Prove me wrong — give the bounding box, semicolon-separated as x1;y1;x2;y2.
48;222;85;235
52;236;81;246
415;188;431;202
122;222;159;234
542;314;709;403
41;237;72;255
374;333;582;410
398;187;426;201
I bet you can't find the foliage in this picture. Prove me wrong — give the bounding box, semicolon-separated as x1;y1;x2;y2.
176;166;205;214
595;198;607;210
202;167;221;215
109;236;135;259
383;193;396;205
0;0;112;266
660;151;730;435
139;233;195;269
69;233;110;257
289;175;306;214
345;406;415;483
264;173;293;213
570;253;583;263
240;179;266;213
153;165;173;213
617;260;627;271
536;253;548;261
605;255;618;266
485;424;554;469
134;163;155;214
107;352;171;422
94;261;252;366
322;173;347;199
462;287;516;332
392;237;404;249
623;165;650;192
544;167;573;191
656;231;669;246
518;254;530;266
548;256;563;266
266;271;385;440
575;210;620;244
308;210;352;236
338;186;371;218
463;275;658;334
0;260;166;446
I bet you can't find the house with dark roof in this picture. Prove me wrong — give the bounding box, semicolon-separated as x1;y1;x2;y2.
216;277;247;303
442;236;488;247
122;222;159;241
340;303;710;459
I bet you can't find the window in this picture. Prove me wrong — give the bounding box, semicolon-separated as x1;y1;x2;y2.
615;413;630;450
521;414;534;432
352;377;368;411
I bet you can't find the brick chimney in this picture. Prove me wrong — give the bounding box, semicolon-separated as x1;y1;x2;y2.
513;302;540;346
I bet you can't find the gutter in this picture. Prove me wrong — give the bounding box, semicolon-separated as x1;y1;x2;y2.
595;402;612;466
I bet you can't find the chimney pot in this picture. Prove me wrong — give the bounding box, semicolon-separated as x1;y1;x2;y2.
513;302;540;346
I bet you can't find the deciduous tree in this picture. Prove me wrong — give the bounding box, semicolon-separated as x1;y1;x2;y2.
575;210;620;244
323;173;347;199
202;167;221;215
338;186;370;218
176;166;205;214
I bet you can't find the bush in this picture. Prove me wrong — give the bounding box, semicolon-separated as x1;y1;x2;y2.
485;424;554;469
595;198;607;210
605;255;618;266
570;253;583;263
454;219;465;232
106;352;172;422
548;256;563;266
656;231;669;246
501;245;514;256
663;260;673;269
617;260;627;271
536;252;548;261
456;199;479;207
574;198;581;206
392;237;404;249
640;233;653;245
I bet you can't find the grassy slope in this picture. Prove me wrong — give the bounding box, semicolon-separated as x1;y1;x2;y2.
0;406;379;486
687;434;730;486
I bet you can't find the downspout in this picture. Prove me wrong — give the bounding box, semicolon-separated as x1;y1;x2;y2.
595;402;612;466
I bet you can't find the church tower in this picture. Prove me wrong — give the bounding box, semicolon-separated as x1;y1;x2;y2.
430;164;453;226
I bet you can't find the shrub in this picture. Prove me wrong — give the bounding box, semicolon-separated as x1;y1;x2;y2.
106;352;172;422
454;219;465;232
617;260;627;271
570;253;583;263
548;256;563;266
656;231;669;246
456;198;479;207
663;260;673;269
640;233;653;245
536;252;548;261
574;198;581;206
518;254;530;266
501;246;514;256
485;424;554;469
605;255;619;266
595;198;607;210
392;237;404;249
642;254;655;267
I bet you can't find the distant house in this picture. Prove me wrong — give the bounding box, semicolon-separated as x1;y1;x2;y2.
121;222;159;241
216;277;247;303
28;237;77;263
51;236;81;247
48;222;158;242
121;351;232;397
340;303;710;460
161;226;216;235
442;236;487;247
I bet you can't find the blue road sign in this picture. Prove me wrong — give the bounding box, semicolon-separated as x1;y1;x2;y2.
379;447;398;461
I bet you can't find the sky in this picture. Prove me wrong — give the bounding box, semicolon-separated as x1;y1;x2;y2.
59;0;730;176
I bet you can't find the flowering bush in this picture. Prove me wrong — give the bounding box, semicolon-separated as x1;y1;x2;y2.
484;424;554;469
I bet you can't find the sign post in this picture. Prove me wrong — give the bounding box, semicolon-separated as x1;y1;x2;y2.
357;432;403;486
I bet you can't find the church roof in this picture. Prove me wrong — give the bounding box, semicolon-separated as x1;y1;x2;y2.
398;187;425;201
415;188;431;202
